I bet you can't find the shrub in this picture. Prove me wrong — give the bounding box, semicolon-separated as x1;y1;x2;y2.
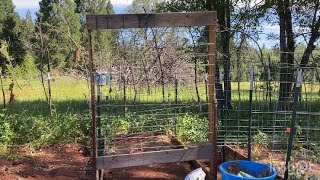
13;52;38;79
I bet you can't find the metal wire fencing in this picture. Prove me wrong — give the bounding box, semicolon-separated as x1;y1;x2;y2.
217;53;320;178
93;27;214;157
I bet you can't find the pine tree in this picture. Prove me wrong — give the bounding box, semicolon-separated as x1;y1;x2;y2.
0;0;26;70
35;0;82;68
76;0;114;69
20;11;35;51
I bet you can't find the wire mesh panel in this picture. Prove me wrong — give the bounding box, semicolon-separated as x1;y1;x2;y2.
87;12;218;179
96;27;211;155
218;55;320;178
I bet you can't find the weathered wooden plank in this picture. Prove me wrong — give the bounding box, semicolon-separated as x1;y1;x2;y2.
96;143;213;169
87;16;97;30
87;12;217;30
225;146;247;161
207;25;217;179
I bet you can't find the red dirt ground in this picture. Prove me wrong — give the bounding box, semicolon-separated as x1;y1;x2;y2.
0;143;194;180
106;162;193;180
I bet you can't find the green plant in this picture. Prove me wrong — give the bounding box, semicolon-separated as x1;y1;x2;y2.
0;110;14;152
13;52;38;79
0;122;14;148
288;125;319;179
252;130;270;160
253;130;270;148
176;114;208;142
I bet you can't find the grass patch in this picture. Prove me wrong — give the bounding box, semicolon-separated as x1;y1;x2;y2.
0;77;319;152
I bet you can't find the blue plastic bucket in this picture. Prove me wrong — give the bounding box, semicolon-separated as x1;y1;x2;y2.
219;160;277;180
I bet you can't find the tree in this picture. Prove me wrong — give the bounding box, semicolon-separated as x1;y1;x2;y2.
34;0;82;116
260;0;320;109
158;0;234;109
207;0;233;109
75;0;114;70
20;11;36;52
129;0;163;13
0;0;26;71
35;0;82;68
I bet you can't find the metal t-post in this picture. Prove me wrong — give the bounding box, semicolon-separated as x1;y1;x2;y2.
97;84;103;179
248;69;254;160
284;69;303;180
219;69;226;162
174;74;178;136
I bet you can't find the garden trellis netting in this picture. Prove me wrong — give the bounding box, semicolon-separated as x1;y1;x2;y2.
86;12;219;179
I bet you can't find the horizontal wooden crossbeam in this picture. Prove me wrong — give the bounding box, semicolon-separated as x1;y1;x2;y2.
96;143;213;169
87;11;217;30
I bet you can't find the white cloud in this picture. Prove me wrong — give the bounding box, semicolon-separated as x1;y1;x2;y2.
12;0;40;9
111;0;133;6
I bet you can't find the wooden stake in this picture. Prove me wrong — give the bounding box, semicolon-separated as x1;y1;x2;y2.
208;25;217;179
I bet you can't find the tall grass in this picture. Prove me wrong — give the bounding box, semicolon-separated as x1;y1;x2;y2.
0;77;319;150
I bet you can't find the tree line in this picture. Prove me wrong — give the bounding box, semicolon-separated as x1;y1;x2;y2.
0;0;113;71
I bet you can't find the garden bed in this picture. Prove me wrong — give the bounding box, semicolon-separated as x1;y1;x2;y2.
105;131;183;155
0;133;214;180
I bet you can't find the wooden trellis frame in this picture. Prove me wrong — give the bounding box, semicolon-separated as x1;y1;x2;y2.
87;11;218;180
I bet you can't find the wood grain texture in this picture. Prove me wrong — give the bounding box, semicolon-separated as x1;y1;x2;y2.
87;12;217;30
96;143;213;169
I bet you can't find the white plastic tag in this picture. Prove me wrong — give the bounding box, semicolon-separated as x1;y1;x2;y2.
250;69;254;90
296;69;303;87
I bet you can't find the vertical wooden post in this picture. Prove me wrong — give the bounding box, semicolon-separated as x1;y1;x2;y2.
208;25;218;179
88;30;98;180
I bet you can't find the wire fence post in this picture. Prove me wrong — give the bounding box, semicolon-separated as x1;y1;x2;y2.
88;29;98;180
96;84;103;179
218;68;226;162
174;74;178;136
248;69;254;160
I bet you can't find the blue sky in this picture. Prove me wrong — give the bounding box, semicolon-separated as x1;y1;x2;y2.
12;0;280;48
15;6;126;19
13;0;131;18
